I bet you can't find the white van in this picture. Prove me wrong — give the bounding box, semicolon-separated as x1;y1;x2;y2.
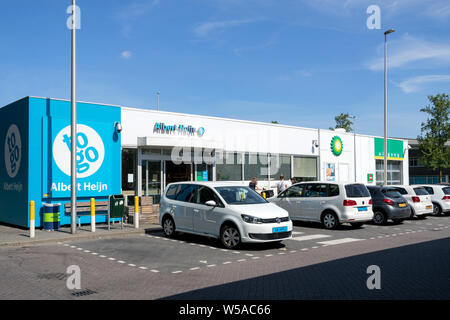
268;182;373;229
159;182;292;249
412;184;450;216
390;185;433;218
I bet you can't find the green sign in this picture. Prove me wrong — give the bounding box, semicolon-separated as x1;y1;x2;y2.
374;138;404;160
367;173;374;183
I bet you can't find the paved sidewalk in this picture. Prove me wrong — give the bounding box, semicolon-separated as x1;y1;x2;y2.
0;222;161;247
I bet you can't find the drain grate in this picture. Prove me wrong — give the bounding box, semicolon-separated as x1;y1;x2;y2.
38;273;67;280
71;289;97;297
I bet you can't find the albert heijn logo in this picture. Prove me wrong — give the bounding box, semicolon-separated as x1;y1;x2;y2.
4;124;22;178
53;124;105;178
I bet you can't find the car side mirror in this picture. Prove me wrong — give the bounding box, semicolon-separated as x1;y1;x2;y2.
205;200;217;207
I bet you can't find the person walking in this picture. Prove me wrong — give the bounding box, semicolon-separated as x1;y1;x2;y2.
249;177;262;192
277;175;288;194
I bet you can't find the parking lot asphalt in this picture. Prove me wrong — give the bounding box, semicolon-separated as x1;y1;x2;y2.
0;215;449;299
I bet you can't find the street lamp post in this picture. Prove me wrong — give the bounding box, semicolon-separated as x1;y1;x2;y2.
384;29;395;186
156;91;160;111
70;0;77;234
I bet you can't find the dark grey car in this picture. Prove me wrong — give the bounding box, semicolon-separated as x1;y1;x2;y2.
367;186;411;224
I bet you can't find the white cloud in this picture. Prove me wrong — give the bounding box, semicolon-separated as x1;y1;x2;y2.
397;75;450;93
121;51;133;59
367;34;450;71
193;19;258;37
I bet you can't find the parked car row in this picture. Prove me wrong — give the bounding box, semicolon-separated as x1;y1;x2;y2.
158;181;449;249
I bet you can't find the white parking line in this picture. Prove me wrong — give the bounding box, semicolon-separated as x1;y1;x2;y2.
190;267;200;271
128;264;136;267
238;259;247;262
290;234;331;241
139;267;148;270
172;270;182;274
223;261;232;265
150;270;160;273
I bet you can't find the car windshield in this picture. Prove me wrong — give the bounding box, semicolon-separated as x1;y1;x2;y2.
215;186;267;205
442;187;450;195
381;188;402;198
413;187;429;196
345;184;370;198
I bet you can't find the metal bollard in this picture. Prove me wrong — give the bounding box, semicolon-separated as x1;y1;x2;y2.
90;198;96;232
134;196;139;229
30;201;35;238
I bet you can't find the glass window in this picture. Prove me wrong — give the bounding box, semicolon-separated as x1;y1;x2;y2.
443;187;450;195
328;184;340;197
121;148;137;191
375;160;402;185
424;187;434;195
413;187;429;196
293;157;317;182
215;186;267;205
282;185;305;198
196;186;224;207
393;187;407;195
303;184;327;197
381;188;402;198
175;184;198;203
216;152;242;181
195;163;212;181
270;155;291;179
165;185;179;200
345;184;370;197
244;153;268;181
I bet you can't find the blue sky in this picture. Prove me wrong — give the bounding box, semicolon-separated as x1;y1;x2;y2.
1;0;449;138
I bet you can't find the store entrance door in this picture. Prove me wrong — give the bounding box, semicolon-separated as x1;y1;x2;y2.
165;161;192;185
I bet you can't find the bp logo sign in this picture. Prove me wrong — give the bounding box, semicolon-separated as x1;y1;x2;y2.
4;124;22;178
53;124;105;178
331;136;343;156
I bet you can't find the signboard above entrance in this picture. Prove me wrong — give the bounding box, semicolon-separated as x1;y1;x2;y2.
154;122;205;137
374;138;404;160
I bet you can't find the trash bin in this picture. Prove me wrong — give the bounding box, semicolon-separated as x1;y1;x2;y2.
109;195;125;219
43;203;61;231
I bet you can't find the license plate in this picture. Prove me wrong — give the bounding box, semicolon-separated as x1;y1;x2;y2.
272;226;288;233
426;205;432;210
399;203;406;207
358;207;368;212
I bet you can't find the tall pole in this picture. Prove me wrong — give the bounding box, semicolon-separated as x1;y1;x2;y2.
383;29;395;186
157;91;160;111
70;0;77;234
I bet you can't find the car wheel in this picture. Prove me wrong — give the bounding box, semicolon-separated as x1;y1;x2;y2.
433;203;442;216
220;224;241;249
322;212;340;230
392;219;404;224
373;211;386;225
162;216;176;238
350;222;364;228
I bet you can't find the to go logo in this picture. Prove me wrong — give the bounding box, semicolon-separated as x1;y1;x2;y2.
4;124;22;178
53;124;105;178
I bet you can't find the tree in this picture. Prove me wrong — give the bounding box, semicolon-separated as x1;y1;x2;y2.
330;113;354;132
271;121;279;124
417;93;450;183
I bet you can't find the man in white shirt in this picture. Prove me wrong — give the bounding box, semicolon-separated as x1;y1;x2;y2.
277;175;288;194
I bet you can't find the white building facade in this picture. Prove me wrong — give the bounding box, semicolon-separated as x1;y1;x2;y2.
120;107;409;201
